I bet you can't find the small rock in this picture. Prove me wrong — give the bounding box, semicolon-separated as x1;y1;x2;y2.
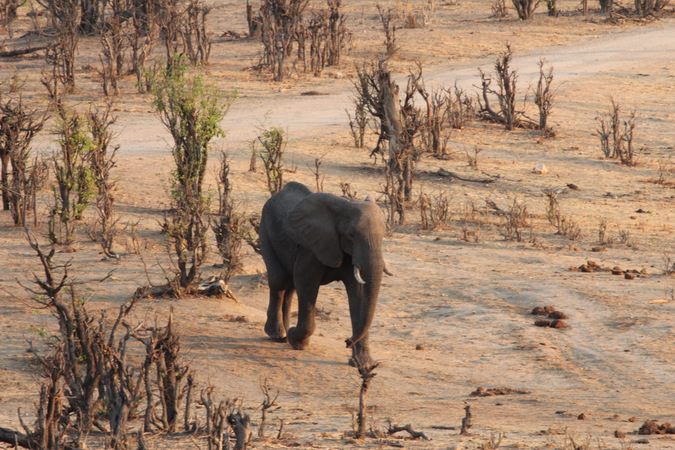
532;306;556;315
624;272;636;280
612;267;624;275
534;319;551;327
567;183;579;190
578;413;587;420
591;246;606;252
416;344;425;351
533;163;549;174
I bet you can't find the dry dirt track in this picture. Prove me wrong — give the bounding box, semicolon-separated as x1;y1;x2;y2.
0;7;674;449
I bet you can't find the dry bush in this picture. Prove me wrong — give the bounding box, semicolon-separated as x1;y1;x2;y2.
478;45;521;130
412;63;452;155
419;190;451;230
258;378;279;440
184;0;213;66
545;191;582;240
635;0;670;16
0;0;19;35
87;101;120;258
465;146;482;169
446;83;476;130
598;218;614;245
662;252;675;276
48;104;97;245
256;126;287;195
599;0;614;12
491;0;510;18
98;14;127;97
212;151;245;282
545;0;558;15
38;0;81;94
130;5;158;92
303;0;350;75
347;96;369;149
259;0;309;81
0;94;48;226
512;0;540;19
597;99;643;166
376;4;397;57
502;198;531;242
458;200;483;242
535;58;556;140
311;154;326;192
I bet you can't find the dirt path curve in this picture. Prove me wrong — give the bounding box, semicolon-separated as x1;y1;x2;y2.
220;20;675;143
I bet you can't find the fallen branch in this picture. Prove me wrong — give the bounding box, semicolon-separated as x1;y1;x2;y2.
0;427;31;448
435;168;497;183
460;405;472;435
0;46;47;57
387;423;431;440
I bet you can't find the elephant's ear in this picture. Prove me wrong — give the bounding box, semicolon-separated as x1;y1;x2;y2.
285;193;343;268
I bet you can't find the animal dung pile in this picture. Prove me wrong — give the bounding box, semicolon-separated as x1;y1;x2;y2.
637;420;675;435
570;260;648;279
532;306;569;328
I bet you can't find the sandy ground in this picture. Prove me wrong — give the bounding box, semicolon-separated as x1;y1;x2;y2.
0;0;674;448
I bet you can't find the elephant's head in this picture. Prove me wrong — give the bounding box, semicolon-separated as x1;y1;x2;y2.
285;192;388;350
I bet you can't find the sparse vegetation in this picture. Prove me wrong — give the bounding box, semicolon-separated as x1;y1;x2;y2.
149;62;236;289
257;126;287;195
419;190;451;230
546;190;582;240
597;98;643;166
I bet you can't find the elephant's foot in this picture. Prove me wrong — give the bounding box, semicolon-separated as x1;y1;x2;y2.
264;318;287;342
348;348;375;368
287;327;311;350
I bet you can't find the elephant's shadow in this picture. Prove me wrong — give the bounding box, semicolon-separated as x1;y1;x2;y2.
186;333;349;367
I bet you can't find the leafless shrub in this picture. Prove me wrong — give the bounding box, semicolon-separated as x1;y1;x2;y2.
304;0;350;75
340;181;358;199
99;15;126;97
351;60;387;159
19;231;141;449
259;0;309;81
458;201;482;243
310;154;326;192
81;107;119;259
130;6;158;92
491;0;510;18
0;0;19;35
477;45;520;130
212;151;244;283
376;4;397;57
535;58;556;140
413;63;451;155
545;0;558;15
135;310;190;433
419;190;451;230
502;198;531;242
243;215;262;256
201;385;234;450
184;0;213;66
662;252;674;276
0;94;48;226
635;0;670;16
38;0;81;94
598;219;614;245
545;190;581;240
599;0;614;12
617;227;634;247
258;378;279;440
465;146;482;169
446;83;476;129
655;158;672;185
347;96;369;149
512;0;540;19
597;99;643;166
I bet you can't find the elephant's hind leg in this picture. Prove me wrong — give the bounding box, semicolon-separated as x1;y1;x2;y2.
265;288;293;341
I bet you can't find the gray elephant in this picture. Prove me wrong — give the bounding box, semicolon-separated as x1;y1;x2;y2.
259;181;390;366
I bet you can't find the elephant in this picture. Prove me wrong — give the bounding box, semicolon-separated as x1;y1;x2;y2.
259;181;390;367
